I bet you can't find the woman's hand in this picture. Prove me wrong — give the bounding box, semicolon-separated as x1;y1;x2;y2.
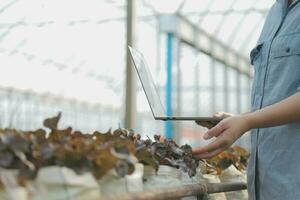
195;112;233;129
193;92;300;159
193;115;251;159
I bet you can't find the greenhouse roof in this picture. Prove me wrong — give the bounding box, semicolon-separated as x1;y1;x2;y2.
0;0;274;107
145;0;274;57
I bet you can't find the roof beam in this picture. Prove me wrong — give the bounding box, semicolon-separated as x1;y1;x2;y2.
159;14;253;78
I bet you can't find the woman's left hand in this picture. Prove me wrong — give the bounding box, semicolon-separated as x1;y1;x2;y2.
192;115;250;159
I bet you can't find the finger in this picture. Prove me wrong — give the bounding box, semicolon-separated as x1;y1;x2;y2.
214;112;224;118
203;123;226;140
194;146;227;159
192;139;225;155
214;112;232;119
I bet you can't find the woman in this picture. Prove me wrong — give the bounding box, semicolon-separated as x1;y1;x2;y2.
193;0;300;199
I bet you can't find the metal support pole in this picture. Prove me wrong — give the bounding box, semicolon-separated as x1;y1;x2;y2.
210;59;216;114
165;33;174;139
210;39;216;114
248;76;252;109
156;17;163;133
224;66;229;112
124;0;136;129
194;50;200;116
174;40;181;144
236;65;242;114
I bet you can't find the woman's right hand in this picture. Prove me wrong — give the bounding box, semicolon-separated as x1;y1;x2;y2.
195;112;233;129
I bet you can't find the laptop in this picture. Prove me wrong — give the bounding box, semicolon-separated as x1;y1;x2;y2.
128;46;221;125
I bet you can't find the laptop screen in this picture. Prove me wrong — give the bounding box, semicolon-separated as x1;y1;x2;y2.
128;46;166;118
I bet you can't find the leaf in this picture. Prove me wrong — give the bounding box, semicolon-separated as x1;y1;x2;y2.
136;146;159;171
115;160;134;177
93;129;117;144
113;128;128;138
204;146;250;174
48;127;72;144
180;144;193;155
92;147;118;179
0;113;205;188
43;112;61;130
1;132;30;153
231;146;250;171
134;136;199;177
27;129;47;144
0;151;14;167
34;144;55;160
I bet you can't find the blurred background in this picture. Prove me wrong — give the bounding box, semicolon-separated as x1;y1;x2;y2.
0;0;274;149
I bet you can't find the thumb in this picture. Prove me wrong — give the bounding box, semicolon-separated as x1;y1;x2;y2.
203;123;226;140
214;111;233;119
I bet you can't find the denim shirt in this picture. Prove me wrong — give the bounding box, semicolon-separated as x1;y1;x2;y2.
248;0;300;199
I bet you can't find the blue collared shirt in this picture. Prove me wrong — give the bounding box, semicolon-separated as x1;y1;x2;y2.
248;0;300;199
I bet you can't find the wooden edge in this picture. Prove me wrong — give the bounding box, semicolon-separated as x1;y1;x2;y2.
100;182;247;200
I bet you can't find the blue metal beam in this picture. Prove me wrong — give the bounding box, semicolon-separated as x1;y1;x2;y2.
165;33;174;139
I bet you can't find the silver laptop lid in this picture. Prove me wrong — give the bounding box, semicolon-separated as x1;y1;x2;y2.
128;46;166;118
